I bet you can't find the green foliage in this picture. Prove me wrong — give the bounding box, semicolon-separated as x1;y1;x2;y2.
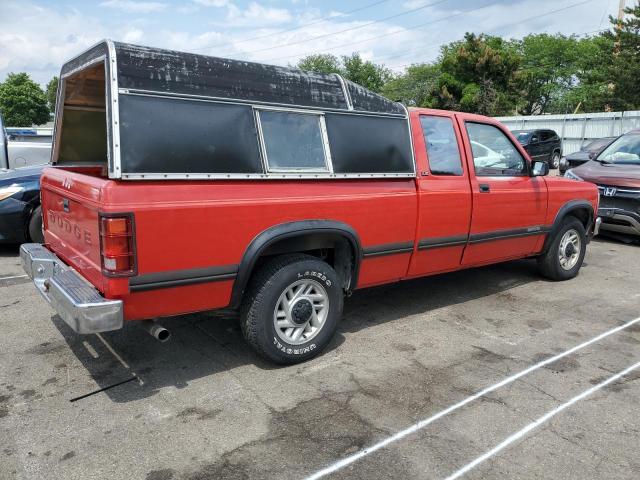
600;1;640;111
382;63;440;106
434;34;522;115
385;2;640;116
296;54;342;75
0;73;50;127
46;76;59;112
297;53;391;93
341;53;392;93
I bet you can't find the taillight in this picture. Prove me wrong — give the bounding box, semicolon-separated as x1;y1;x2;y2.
99;213;136;276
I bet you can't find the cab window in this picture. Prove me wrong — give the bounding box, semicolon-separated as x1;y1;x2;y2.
420;115;463;176
466;122;527;176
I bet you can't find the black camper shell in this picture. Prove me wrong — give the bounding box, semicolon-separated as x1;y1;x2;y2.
53;40;415;180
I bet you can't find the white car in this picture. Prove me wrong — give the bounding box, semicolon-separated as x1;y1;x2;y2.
470;140;505;168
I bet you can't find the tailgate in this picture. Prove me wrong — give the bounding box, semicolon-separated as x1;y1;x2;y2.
41;167;107;292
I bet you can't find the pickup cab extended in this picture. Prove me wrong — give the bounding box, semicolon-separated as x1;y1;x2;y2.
22;41;599;364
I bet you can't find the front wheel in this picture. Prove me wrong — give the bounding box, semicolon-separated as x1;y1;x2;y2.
240;254;343;364
550;152;561;169
537;217;586;281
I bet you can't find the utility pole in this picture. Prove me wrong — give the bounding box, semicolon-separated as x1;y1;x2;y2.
614;0;626;56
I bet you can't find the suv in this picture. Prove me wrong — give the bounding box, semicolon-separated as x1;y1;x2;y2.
512;129;562;169
21;41;599;365
565;129;640;238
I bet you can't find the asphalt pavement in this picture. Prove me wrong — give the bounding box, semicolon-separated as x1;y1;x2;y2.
1;236;639;480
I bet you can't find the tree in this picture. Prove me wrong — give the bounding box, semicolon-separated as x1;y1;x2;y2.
296;54;342;75
297;53;391;93
46;76;59;112
341;53;392;93
514;34;583;114
382;63;440;106
600;1;640;110
0;73;50;126
432;33;522;116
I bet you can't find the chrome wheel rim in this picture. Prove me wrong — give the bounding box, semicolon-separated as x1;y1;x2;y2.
273;279;329;345
558;229;581;270
552;154;560;168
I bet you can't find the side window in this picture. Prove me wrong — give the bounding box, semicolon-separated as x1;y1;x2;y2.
419;115;463;176
539;131;551;142
466;122;527;176
257;109;331;172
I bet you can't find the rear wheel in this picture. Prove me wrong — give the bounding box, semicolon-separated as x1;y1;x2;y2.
537;217;586;281
240;254;343;364
28;206;44;243
550;152;561;169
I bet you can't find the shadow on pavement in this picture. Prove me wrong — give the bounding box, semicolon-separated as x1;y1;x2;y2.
0;243;20;257
52;258;541;403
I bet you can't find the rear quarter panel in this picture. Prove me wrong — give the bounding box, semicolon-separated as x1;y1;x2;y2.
101;179;418;320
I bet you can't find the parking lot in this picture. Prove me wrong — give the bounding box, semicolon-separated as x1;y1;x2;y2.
1;237;639;480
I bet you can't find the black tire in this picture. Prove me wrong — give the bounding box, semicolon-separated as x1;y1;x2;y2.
240;253;343;365
537;216;586;281
550;152;561;169
28;206;44;243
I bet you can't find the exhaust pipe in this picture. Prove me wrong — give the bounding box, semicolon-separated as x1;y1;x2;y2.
140;320;171;342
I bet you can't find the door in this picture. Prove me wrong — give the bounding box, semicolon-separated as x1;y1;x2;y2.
527;131;544;161
459;119;548;266
407;112;472;277
538;130;553;161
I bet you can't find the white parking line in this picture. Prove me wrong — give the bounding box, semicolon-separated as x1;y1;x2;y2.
304;316;640;480
0;274;28;281
444;359;640;480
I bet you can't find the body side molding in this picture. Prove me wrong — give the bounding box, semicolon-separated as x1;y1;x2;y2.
130;264;238;292
362;241;414;258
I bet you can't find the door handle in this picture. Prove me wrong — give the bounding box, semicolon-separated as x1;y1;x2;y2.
479;184;491;193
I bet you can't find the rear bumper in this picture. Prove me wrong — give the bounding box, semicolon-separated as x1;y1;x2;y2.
597;208;640;236
20;243;123;334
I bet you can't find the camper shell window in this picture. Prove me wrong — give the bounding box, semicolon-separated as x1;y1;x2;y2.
256;109;332;173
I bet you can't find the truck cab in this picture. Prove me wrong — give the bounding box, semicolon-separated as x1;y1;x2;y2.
21;41;599;365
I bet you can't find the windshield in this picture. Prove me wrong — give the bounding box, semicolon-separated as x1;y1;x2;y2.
596;133;640;165
511;131;532;144
583;138;613;152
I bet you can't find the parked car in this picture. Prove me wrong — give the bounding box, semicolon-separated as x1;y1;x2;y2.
0;113;9;169
559;137;616;175
565;129;640;238
511;129;562;169
0;164;44;243
0;111;53;169
21;41;598;365
5;128;52;168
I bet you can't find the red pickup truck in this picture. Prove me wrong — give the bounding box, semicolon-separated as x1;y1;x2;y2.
21;41;599;364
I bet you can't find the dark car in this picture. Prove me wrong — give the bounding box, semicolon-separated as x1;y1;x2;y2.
511;129;562;169
0;165;43;243
559;137;616;175
565;129;640;238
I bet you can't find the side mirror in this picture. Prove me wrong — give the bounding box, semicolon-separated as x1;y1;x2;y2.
530;136;539;144
532;161;549;177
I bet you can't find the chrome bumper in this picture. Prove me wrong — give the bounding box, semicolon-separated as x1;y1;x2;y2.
20;243;123;334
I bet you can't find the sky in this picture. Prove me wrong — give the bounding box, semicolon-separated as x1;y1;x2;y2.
0;0;622;87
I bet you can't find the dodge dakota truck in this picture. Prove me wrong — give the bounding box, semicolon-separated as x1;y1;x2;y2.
21;41;599;364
